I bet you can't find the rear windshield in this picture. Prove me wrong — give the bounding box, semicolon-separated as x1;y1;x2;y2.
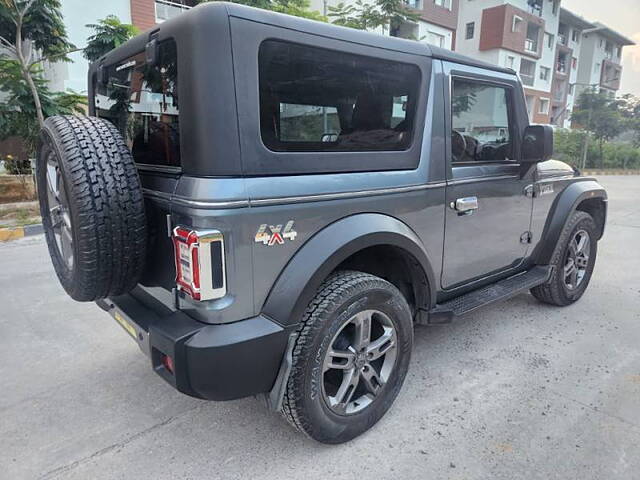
94;40;180;167
258;40;421;153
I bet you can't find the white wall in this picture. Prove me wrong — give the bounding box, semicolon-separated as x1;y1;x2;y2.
418;21;454;50
45;0;132;94
560;22;584;127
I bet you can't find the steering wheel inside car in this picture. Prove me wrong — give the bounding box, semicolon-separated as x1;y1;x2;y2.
451;130;467;162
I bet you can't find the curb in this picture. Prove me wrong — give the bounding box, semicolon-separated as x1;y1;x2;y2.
0;223;43;242
582;170;640;176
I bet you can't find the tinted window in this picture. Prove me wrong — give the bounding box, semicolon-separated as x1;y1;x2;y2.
451;79;513;163
258;40;420;152
95;40;180;167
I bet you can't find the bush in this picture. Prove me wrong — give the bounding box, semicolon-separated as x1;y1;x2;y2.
554;129;640;169
3;155;33;175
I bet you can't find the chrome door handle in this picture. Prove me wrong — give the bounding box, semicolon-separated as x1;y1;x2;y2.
451;196;478;214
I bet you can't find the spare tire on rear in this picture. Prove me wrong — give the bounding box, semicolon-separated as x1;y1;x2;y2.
36;115;147;302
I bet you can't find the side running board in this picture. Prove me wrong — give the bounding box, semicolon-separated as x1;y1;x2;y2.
429;266;552;324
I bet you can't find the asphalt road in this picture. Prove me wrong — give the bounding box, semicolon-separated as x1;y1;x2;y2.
1;176;639;480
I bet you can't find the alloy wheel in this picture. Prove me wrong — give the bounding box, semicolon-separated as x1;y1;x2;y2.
563;229;590;290
322;309;398;415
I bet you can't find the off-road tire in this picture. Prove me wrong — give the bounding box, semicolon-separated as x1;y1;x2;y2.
281;271;413;444
531;211;597;306
36;115;146;301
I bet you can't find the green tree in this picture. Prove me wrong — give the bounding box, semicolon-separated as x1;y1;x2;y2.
615;94;640;147
0;58;86;161
571;89;624;168
195;0;326;21
84;15;139;63
0;0;77;126
328;0;419;36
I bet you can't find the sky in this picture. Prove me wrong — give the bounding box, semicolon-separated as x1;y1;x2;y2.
562;0;640;97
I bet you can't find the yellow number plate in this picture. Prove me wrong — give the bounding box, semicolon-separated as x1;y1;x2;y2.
114;311;137;339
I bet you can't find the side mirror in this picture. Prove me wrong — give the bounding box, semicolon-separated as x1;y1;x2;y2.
521;125;554;163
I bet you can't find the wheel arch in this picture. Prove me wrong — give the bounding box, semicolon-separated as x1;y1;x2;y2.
533;180;607;265
261;213;436;327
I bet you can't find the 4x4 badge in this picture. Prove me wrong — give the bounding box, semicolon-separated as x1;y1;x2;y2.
255;221;297;246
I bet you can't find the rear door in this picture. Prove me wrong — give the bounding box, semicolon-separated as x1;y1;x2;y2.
441;64;533;289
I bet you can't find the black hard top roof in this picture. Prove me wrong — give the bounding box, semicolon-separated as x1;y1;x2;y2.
120;2;513;76
220;2;514;74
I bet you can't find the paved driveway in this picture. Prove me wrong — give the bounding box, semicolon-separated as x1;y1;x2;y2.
1;176;639;479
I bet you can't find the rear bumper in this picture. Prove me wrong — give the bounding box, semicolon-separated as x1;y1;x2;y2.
96;293;290;401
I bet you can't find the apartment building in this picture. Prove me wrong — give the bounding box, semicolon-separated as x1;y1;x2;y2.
575;23;635;100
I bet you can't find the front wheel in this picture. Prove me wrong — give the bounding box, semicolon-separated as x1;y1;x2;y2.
281;271;413;444
531;211;598;306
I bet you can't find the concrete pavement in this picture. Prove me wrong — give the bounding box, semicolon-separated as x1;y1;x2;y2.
1;176;638;479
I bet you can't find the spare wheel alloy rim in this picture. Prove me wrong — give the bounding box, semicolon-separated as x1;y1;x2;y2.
45;151;74;270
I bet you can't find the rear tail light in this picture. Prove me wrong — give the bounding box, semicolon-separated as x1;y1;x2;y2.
172;227;226;301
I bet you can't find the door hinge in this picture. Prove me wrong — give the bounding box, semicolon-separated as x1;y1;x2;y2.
520;231;532;244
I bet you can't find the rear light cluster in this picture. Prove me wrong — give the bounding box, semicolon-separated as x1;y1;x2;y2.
172;227;226;301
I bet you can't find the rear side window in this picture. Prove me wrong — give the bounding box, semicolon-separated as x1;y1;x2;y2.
258;40;420;152
94;40;180;167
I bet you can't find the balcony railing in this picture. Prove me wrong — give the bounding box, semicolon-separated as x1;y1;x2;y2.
404;0;422;8
155;0;192;23
557;33;567;46
524;38;538;53
519;73;535;86
556;62;567;74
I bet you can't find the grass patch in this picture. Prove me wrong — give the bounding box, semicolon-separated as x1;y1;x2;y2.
0;204;41;228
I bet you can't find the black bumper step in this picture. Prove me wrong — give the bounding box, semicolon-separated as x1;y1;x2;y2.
429;266;551;323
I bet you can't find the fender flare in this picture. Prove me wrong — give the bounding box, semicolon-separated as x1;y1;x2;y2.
533;179;607;265
261;213;436;327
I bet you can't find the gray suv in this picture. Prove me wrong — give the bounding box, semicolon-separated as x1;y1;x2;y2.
36;3;607;444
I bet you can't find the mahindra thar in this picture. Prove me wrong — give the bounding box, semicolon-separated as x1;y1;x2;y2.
36;3;607;443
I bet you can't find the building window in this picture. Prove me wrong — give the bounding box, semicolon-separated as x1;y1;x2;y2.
568;84;574;95
594;62;601;74
258;40;421;153
552;0;559;15
519;59;536;86
539;66;550;81
512;15;523;33
428;31;446;48
451;79;513;163
155;0;192;23
466;22;475;40
527;0;543;16
506;56;516;69
525;23;540;53
405;0;422;8
572;57;578;70
545;32;554;49
572;29;579;42
538;98;550;115
434;0;451;10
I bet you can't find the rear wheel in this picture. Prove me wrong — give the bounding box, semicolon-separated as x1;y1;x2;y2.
531;211;598;306
36;115;147;301
281;271;413;444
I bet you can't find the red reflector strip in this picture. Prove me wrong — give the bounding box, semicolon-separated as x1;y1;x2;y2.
161;354;174;374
